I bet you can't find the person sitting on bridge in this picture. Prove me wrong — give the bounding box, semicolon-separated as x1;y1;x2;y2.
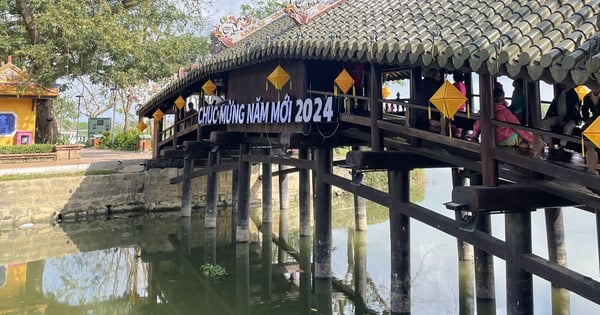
539;83;581;150
467;88;533;149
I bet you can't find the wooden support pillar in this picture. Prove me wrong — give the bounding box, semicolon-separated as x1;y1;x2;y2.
299;148;312;237
506;211;533;314
459;260;476;315
452;168;474;260
314;147;332;279
262;149;273;224
389;169;410;314
205;150;218;228
236;242;250;315
545;207;571;313
204;225;217;265
180;216;192;256
237;143;251;242
231;168;239;243
354;230;368;310
261;223;273;302
181;155;193;217
354;191;367;231
299;236;313;314
476;73;497;314
278;164;290;263
370;63;383;151
454;168;475;314
315;278;333;315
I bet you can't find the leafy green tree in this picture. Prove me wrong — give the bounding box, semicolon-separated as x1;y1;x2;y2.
240;0;287;20
1;0;210;141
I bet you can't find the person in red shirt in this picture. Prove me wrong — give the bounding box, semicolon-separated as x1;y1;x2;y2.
468;88;533;148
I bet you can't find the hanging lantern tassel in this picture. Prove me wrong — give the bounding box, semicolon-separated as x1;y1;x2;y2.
353;86;357;108
266;80;269;91
582;138;585;158
428;102;432;120
334;84;338;97
467;101;470;118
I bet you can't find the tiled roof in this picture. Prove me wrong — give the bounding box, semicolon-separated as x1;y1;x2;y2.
140;0;600;115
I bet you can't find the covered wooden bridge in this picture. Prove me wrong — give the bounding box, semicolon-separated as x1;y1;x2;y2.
138;0;600;314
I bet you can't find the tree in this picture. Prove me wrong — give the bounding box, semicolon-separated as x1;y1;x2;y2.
240;0;287;20
1;0;210;142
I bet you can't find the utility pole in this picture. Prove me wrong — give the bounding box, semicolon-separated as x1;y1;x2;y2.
76;95;82;144
111;86;119;148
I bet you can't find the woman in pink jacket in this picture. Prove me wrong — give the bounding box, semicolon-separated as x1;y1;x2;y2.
468;88;533;148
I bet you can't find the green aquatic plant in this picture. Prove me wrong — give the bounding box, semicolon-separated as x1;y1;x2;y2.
199;263;228;278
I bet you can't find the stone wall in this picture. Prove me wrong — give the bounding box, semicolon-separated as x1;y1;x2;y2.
0;164;275;227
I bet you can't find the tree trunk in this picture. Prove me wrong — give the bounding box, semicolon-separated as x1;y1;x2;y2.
35;99;59;144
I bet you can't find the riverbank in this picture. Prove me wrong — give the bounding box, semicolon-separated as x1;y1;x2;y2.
0;148;152;176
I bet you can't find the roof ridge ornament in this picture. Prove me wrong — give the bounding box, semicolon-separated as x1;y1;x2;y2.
285;0;347;25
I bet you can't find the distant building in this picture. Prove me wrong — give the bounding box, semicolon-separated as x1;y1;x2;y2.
0;56;59;146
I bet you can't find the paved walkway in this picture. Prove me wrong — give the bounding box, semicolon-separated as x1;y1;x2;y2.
0;148;153;175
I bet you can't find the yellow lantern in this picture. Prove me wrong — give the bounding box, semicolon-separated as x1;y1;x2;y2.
382;85;391;99
575;85;590;103
334;68;354;95
583;116;600;149
202;79;217;95
137;120;147;132
429;80;467;119
153;108;164;122
267;65;291;90
174;96;185;110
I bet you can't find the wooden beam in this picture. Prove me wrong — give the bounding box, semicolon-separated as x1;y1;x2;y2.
345;150;452;170
519;253;600;305
169;163;238;184
243;154;315;170
450;185;579;212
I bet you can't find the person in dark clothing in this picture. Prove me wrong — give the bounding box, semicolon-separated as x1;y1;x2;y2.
413;68;443;131
540;84;581;148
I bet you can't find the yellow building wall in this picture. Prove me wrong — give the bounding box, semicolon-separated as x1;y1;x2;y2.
0;98;36;146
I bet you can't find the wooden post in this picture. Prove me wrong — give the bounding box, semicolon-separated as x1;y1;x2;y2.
261;223;273;302
181;155;193;217
476;73;497;313
370;63;383;151
354;230;368;309
231;168;239;243
454;168;475;315
205;150;218;228
452;168;474;260
352;147;368;231
459;260;476;315
237;143;251;242
546;207;571;313
389;169;410;314
300;236;313;314
505;211;533;314
236;242;250;315
315;278;333;315
204;225;217;264
180;216;192;256
278;164;290;263
299;148;312;237
262;149;273;224
314;147;332;279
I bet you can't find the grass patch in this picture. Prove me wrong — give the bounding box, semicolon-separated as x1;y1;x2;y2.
0;169;118;181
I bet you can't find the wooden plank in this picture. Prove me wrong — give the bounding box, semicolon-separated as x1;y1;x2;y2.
345;150;452;170
450;185;578;212
519;254;600;305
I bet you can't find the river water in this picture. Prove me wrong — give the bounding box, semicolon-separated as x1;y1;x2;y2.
0;168;598;314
